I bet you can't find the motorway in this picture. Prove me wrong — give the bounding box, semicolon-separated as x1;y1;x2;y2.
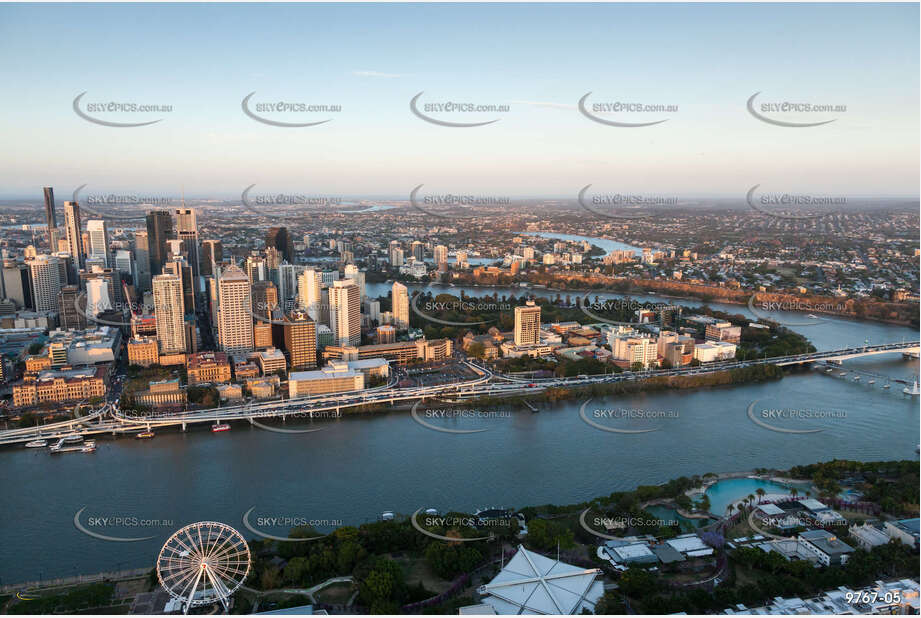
0;342;916;446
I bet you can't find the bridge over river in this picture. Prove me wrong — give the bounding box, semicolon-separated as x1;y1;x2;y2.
1;342;916;446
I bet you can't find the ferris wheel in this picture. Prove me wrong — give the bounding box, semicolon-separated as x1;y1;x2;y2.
157;521;251;614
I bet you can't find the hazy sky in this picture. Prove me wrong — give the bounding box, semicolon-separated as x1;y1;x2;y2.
0;3;918;199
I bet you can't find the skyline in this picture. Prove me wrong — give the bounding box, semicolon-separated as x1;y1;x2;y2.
0;3;918;197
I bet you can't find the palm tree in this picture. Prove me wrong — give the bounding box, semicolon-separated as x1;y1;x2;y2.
791;488;799;499
756;488;766;504
748;494;756;509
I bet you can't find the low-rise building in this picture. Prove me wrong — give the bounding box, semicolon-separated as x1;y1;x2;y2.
885;518;920;548
245;376;279;399
705;320;742;344
798;529;854;566
186;351;231;385
133;378;186;407
849;522;891;550
253;347;287;376
127;337;159;367
216;383;243;402
289;361;365;397
13;365;107;407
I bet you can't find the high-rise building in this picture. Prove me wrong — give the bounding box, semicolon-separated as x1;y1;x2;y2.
277;263;303;307
80;268;122;311
390;246;404;268
27;255;63;313
134;231;151;291
216;265;254;355
153;274;186;355
411;240;424;261
57;285;87;330
266;227;294;263
514;300;541;346
86;219;110;267
2;259;32;309
163;257;195;315
63;201;84;269
200;239;222;277
85;277;113;316
329;280;361;347
175;208;200;281
388;240;402;265
251;281;278;321
283;310;317;370
344;264;366;299
145;210;173;276
245;253;267;283
114;249;134;278
297;269;322;320
434;245;448;267
43;187;58;251
392;281;410;330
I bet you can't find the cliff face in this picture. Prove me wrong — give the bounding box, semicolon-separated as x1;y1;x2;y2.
463;270;917;326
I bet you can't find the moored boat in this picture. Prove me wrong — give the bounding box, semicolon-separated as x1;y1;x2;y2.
135;430;155;439
211;423;231;433
25;439;48;448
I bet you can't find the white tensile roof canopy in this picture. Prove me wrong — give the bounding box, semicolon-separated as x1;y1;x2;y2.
477;545;605;615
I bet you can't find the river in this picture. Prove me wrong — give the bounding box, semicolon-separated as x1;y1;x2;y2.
0;239;917;584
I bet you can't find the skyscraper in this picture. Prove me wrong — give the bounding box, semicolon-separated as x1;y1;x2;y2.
434;245;448;267
283;310;317;369
175;208;200;280
216;265;254;355
297;269;321;320
266;227;294;263
57;285;87;330
411;240;424;261
63;201;84;269
86;219;110;267
163;257;195;315
251;280;278;321
389;243;404;268
145;210;173;276
514;300;541;346
27;255;63;313
134;231;151;292
392;281;410;330
153;273;186;354
43;187;58;251
85;277;114;316
200;239;222;277
329;280;361;347
344;264;366;299
2;259;32;309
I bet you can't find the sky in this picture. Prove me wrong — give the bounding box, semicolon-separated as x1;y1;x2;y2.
0;2;918;199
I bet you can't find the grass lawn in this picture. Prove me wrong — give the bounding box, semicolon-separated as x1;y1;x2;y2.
313;581;355;605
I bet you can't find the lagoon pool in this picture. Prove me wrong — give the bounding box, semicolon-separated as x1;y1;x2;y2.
646;505;713;531
705;478;799;516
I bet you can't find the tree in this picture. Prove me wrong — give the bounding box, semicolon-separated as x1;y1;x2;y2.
756;488;766;503
467;342;486;360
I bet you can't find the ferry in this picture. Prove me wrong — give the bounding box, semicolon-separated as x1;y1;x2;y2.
211;423;231;433
135;430;155;439
24;439;48;448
